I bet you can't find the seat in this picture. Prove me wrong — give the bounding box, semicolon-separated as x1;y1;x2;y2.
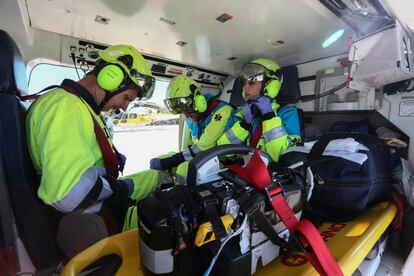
0;29;64;271
229;65;302;107
0;29;110;274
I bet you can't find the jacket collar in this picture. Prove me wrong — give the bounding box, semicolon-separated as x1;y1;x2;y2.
61;79;101;115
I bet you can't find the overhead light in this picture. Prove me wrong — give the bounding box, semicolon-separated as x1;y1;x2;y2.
322;29;344;48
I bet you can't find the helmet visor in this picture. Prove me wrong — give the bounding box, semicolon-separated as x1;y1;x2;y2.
130;70;156;100
164;96;194;114
240;63;269;85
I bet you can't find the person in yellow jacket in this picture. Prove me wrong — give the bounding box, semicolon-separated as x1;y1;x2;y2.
149;75;238;185
26;44;161;232
217;58;301;161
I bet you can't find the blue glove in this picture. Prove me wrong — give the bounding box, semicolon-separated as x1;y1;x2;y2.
253;96;273;115
243;102;254;124
119;178;134;197
117;152;127;173
150;158;162;170
105;176;134;198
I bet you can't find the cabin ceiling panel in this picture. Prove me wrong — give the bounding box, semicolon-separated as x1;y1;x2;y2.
26;0;354;75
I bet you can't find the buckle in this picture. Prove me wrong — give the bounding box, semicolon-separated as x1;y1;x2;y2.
197;189;218;208
264;183;284;202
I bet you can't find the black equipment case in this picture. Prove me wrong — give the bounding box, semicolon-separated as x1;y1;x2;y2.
137;145;304;275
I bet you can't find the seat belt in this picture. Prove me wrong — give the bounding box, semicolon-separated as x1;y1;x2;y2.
249;123;263;148
226;150;343;276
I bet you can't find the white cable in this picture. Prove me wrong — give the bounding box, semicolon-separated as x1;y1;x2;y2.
203;216;248;276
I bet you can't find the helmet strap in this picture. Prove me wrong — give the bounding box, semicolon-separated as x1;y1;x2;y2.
99;83;135;109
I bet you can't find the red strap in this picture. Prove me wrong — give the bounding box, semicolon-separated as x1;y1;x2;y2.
296;220;343;276
226;150;343;276
63;86;119;178
391;192;404;231
250;123;263;148
20;85;61;101
0;245;17;276
206;99;222;115
225;149;271;190
92;118;119;178
269;187;300;232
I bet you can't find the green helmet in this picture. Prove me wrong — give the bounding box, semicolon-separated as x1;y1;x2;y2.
240;58;283;98
164;76;206;114
97;44;155;100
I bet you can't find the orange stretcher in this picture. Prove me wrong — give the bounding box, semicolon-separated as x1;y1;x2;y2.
61;202;397;276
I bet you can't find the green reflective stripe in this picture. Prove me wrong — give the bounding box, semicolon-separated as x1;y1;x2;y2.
122;206;138;232
51;167;112;213
226;129;243;144
263;126;287;143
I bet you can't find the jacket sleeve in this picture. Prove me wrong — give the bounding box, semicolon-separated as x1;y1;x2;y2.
217;110;248;145
32;96;113;212
262;114;289;162
160;105;233;170
182;104;233;158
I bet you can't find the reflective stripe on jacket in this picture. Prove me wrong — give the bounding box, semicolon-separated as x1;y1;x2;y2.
217;105;301;162
26;87;112;211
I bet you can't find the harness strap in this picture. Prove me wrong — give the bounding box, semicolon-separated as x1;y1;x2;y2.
206;99;222;115
62;85;120;178
226;150;343;276
250;123;263;148
238;191;288;247
391;192;404;231
196;186;227;240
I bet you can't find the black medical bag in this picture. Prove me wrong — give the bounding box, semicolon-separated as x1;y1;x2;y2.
280;132;392;221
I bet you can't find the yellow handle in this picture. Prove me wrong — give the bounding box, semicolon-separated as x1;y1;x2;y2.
61;228;144;276
195;215;234;247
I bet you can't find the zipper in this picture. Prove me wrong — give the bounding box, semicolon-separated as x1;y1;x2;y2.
313;177;390;187
314;174;324;185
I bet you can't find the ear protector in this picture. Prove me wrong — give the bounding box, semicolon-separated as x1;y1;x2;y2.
96;64;126;92
263;78;282;99
190;84;207;113
263;70;283;99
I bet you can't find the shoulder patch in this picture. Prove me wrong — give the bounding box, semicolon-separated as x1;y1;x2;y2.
214;113;222;122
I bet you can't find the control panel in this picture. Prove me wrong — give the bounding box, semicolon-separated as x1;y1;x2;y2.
61;36;228;85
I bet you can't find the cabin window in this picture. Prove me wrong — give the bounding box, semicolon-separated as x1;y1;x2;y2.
28;63;179;174
28;63;80;94
113;79;179;174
